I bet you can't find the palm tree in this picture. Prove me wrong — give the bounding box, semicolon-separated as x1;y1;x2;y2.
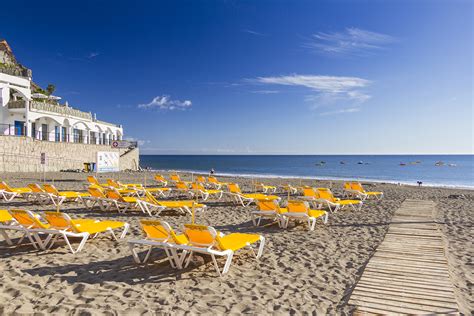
46;84;56;96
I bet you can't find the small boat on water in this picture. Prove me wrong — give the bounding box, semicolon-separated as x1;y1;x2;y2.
340;161;345;165
400;163;406;166
357;161;364;165
435;161;445;166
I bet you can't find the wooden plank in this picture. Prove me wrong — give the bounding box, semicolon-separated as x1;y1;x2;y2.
375;248;446;255
361;271;453;287
355;305;405;316
364;267;449;280
382;235;441;240
351;294;459;312
369;258;448;269
350;298;448;314
352;287;458;305
351;291;458;310
375;249;445;257
357;281;456;298
371;254;448;265
357;277;453;292
365;263;449;276
361;273;453;288
354;283;457;300
349;199;459;314
364;266;451;278
378;239;443;245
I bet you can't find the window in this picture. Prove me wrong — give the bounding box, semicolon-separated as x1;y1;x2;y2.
41;124;48;141
61;127;67;142
73;128;80;143
31;123;36;139
54;126;60;142
91;132;97;144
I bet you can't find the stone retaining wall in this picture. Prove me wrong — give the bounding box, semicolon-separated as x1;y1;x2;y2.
0;136;139;172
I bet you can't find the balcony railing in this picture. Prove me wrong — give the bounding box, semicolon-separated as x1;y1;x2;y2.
30;101;92;120
6;100;26;109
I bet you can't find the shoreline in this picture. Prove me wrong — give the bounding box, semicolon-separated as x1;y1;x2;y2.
145;168;474;190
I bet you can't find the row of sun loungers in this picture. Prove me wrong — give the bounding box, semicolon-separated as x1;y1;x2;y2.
0;209;263;276
0;175;383;276
0;209;128;253
0;176;382;214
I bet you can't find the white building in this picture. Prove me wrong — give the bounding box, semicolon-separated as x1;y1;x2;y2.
0;40;123;145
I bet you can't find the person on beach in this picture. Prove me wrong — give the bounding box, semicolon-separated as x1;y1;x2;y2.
209;168;215;176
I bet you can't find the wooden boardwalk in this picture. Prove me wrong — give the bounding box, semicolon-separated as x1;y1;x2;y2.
349;199;459;315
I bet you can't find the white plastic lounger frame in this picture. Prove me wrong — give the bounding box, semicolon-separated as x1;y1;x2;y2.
0;190;19;202
136;199;206;217
36;228;90;254
227;192;255;207
82;195;118;211
282;185;298;195
136;200;167;216
191;184;223;201
128;239;185;268
343;188;368;200
316;196;363;212
251;200;285;227
43;212;129;253
180;227;265;276
0;223;41;247
251;209;284;227
145;188;172;198
281;206;328;231
257;184;277;194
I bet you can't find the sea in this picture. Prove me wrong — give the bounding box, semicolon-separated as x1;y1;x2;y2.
139;155;474;189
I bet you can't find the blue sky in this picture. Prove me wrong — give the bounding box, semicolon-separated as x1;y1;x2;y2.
1;0;472;154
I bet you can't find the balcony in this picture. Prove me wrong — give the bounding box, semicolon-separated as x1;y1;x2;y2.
6;100;26;109
30;101;92;120
6;100;93;120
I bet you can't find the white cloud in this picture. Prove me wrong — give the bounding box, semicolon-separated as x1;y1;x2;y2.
250;74;372;113
347;90;372;103
251;90;280;94
242;29;266;36
254;74;370;92
304;27;395;56
138;95;192;110
88;52;100;59
319;108;361;116
253;74;370;104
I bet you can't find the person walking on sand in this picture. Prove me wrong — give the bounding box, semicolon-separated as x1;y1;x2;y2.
209;168;215;176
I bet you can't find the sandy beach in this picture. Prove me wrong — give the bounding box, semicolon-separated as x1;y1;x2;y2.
0;171;472;314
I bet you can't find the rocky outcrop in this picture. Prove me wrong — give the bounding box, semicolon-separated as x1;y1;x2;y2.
0;39;32;78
